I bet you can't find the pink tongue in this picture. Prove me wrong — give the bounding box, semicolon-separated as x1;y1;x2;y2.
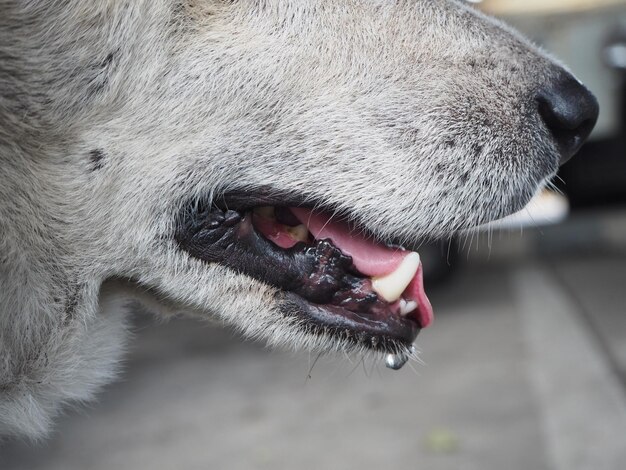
290;208;407;277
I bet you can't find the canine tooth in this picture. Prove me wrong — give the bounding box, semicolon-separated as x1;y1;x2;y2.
286;224;309;242
254;206;275;218
372;252;420;303
399;299;418;317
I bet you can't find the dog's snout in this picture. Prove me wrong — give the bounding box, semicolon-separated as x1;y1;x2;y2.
537;73;599;165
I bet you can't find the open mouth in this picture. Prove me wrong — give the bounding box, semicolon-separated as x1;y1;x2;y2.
175;195;433;367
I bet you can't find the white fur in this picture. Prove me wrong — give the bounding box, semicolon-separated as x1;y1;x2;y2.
0;0;574;438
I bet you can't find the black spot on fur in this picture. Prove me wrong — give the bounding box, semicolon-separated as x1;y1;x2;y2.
473;144;484;157
88;149;106;171
64;284;83;325
101;52;115;68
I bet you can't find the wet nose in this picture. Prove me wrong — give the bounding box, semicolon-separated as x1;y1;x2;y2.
537;73;599;165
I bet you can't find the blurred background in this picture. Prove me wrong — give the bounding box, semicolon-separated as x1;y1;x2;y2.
2;1;626;469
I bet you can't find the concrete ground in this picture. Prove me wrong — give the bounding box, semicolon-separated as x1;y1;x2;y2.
2;210;626;470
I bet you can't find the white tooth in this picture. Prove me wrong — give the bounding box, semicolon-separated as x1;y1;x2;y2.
286;224;309;242
372;252;420;303
400;300;418;317
254;206;275;218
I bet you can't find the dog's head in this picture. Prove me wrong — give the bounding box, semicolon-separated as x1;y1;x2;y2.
1;1;598;381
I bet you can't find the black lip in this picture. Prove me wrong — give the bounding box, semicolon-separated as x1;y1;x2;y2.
285;294;419;349
175;197;421;348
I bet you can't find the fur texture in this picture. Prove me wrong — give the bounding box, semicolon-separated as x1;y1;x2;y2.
1;0;575;438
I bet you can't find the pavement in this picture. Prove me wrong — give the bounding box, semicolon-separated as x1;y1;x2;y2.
1;209;626;470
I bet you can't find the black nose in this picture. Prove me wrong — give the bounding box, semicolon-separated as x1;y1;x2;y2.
537;74;599;165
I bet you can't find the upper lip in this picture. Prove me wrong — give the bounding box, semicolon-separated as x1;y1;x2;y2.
215;189;415;250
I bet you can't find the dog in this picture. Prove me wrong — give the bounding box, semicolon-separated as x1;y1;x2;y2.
0;0;598;439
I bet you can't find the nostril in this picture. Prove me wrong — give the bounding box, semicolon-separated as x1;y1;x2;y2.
537;74;599;165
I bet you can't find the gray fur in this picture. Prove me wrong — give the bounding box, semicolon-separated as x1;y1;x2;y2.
1;0;573;438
